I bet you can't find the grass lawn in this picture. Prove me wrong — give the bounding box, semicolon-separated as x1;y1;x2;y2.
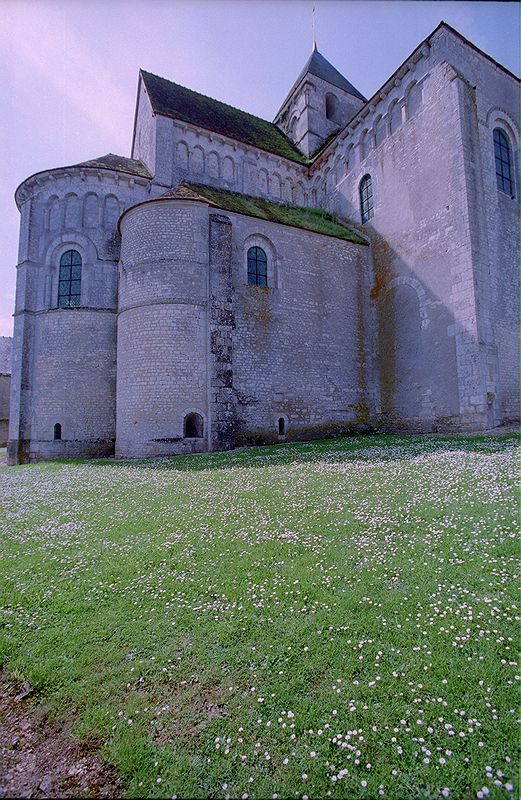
0;434;518;799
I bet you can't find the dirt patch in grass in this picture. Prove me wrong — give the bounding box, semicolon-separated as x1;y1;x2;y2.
0;673;121;799
153;680;230;746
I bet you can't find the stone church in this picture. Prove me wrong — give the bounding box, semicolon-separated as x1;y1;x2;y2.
8;21;519;463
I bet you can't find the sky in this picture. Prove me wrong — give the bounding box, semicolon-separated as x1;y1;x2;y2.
0;0;519;337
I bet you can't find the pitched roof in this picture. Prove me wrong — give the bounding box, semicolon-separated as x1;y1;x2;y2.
159;185;213;202
140;70;308;165
75;153;152;178
183;183;367;244
303;48;366;100
0;337;12;375
278;47;366;116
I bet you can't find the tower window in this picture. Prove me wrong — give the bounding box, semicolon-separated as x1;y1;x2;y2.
247;246;268;287
359;175;374;223
184;412;204;438
53;423;62;440
325;93;339;121
494;128;514;197
58;249;82;308
278;417;286;437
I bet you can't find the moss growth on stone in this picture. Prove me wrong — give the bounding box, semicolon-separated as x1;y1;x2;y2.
186;182;368;244
75;153;152;179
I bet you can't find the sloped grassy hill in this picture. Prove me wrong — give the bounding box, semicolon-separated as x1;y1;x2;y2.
0;435;518;798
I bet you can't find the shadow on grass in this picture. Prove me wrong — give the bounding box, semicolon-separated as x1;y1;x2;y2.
30;431;519;474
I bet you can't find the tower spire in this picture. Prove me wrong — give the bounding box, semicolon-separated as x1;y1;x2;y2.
312;4;317;50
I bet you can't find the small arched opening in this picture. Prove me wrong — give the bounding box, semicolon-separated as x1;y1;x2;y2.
325;92;339;122
278;417;286;438
53;423;62;441
184;412;204;439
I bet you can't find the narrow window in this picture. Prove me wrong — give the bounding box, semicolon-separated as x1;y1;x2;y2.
406;83;422;119
494;128;514;197
325;93;339;121
390;102;402;135
359;175;374;223
375;116;387;148
58;249;82;308
247;246;268;287
53;423;62;440
184;412;204;438
278;417;286;436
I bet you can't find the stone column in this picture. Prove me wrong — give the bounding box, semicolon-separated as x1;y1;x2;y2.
208;214;236;450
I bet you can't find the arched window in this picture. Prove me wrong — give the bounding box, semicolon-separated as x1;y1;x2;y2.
390;101;402;135
325;93;339;121
359;175;374;224
247;246;268;287
103;195;120;229
406;83;422;119
53;423;62;440
375;116;387;148
58;250;82;308
278;417;286;437
184;412;204;438
494;128;514;196
360;130;371;160
176;141;189;170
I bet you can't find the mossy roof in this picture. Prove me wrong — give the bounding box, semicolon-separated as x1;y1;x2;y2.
75;153;152;178
140;70;308;165
182;183;367;245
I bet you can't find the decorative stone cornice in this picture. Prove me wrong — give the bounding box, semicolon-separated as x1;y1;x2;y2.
15;166;151;209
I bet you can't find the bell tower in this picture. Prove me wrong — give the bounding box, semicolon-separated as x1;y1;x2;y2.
275;46;366;157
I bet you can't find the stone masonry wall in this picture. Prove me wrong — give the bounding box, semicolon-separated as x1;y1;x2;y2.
330;59;484;431
116;200;209;458
28;309;116;460
8;166;150;463
228;215;373;444
155;116;310;205
208;214;236;450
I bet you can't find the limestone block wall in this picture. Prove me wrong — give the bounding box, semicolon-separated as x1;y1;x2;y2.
27;310;116;460
318;58;483;431
227;214;373;444
152;116;310;205
8;165;151;463
116;199;373;456
309;27;519;431
366;60;462;431
116;199;210;458
132;79;156;176
434;30;520;425
276;73;365;158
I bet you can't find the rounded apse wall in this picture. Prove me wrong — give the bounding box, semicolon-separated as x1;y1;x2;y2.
116;199;210;458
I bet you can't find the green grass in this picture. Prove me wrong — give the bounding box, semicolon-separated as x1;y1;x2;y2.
0;434;518;799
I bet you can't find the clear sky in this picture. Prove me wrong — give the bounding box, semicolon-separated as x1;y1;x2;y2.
0;0;519;337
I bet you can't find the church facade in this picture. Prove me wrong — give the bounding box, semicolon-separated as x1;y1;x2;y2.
8;21;519;463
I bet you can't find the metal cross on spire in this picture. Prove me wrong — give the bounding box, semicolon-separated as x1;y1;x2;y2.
312;4;317;50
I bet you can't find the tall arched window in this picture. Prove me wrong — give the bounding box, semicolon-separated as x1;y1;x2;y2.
494;128;514;197
58;250;82;308
247;246;268;287
53;423;62;440
359;175;374;223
